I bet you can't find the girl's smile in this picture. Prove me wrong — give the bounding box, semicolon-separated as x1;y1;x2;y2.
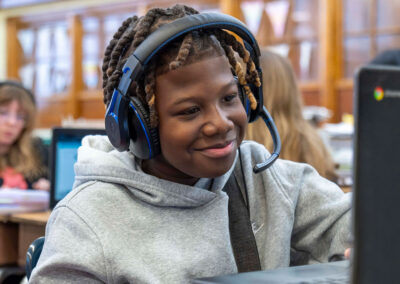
195;140;236;159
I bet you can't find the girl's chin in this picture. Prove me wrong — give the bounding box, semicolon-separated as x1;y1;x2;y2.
190;159;236;178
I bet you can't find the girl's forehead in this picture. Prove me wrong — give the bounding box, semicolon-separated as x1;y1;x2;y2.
155;56;231;89
0;99;24;111
155;56;234;102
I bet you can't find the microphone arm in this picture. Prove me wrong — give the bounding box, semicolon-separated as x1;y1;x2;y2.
253;106;281;173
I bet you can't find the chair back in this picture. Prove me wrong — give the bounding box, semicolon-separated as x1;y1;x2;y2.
25;236;45;280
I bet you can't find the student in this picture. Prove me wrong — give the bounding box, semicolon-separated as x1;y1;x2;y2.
0;80;49;190
30;5;351;283
245;49;338;182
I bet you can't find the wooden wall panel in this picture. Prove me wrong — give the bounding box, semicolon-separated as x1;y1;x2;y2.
80;98;106;119
319;0;343;122
36;98;69;127
68;14;84;119
300;83;321;106
336;79;354;119
6;18;20;79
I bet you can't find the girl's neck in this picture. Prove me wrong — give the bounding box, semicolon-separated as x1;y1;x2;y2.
142;158;199;186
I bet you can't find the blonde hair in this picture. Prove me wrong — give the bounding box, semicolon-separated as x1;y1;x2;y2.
0;83;44;179
245;50;338;182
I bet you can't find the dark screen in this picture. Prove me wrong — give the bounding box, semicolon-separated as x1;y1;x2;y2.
353;65;400;283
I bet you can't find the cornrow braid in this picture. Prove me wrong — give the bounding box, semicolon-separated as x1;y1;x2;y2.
102;16;136;92
169;32;193;70
132;4;195;49
132;8;166;48
214;29;261;88
213;30;260;110
226;46;258;110
102;16;141;105
143;60;158;127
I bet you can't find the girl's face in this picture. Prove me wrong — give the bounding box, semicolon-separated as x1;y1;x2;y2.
0;100;26;150
142;55;247;185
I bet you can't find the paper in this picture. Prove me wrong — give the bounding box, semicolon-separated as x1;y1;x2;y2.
0;189;49;214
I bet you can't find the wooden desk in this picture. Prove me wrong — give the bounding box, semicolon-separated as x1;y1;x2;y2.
10;211;51;267
0;211;50;267
0;214;18;265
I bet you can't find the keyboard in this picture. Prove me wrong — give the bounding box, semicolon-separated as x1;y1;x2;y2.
192;261;350;284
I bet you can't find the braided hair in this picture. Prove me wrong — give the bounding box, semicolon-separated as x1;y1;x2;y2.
102;4;261;128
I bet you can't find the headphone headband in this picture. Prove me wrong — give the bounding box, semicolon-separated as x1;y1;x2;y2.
136;12;260;64
118;13;261;95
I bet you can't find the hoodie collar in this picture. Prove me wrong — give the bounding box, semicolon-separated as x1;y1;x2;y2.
73;135;236;208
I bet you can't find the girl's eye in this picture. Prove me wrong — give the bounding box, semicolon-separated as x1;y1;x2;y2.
223;93;238;103
179;106;200;116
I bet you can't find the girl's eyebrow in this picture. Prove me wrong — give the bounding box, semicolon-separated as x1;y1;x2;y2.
171;79;237;106
217;79;238;93
172;78;237;106
172;96;196;106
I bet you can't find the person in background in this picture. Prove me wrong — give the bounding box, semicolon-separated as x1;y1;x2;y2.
0;80;49;190
245;49;338;183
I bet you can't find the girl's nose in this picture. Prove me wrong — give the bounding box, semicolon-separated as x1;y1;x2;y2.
202;107;234;136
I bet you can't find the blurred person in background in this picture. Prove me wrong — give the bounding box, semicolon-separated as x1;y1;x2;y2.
245;50;338;183
0;80;49;190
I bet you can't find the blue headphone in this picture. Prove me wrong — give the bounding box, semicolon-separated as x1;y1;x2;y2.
105;12;281;173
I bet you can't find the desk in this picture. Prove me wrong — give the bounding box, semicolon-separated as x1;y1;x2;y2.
0;211;50;266
10;211;51;266
0;214;18;265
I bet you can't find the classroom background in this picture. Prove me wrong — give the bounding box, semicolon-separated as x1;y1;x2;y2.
0;0;398;282
1;0;399;126
2;0;396;188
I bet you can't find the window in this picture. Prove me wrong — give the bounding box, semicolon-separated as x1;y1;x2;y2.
241;0;320;82
18;21;71;98
343;0;400;78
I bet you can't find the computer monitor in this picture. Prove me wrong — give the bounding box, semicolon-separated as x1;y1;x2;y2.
49;127;106;209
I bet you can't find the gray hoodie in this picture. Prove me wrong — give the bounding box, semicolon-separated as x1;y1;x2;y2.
30;135;351;284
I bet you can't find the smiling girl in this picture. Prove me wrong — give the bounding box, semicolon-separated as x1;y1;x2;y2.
30;5;351;283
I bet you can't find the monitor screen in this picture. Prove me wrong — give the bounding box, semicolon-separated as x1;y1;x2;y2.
50;128;106;208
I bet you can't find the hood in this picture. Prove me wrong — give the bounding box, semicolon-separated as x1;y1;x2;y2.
73;135;234;208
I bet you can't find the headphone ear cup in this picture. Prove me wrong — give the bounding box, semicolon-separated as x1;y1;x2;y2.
128;97;160;159
105;90;130;151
